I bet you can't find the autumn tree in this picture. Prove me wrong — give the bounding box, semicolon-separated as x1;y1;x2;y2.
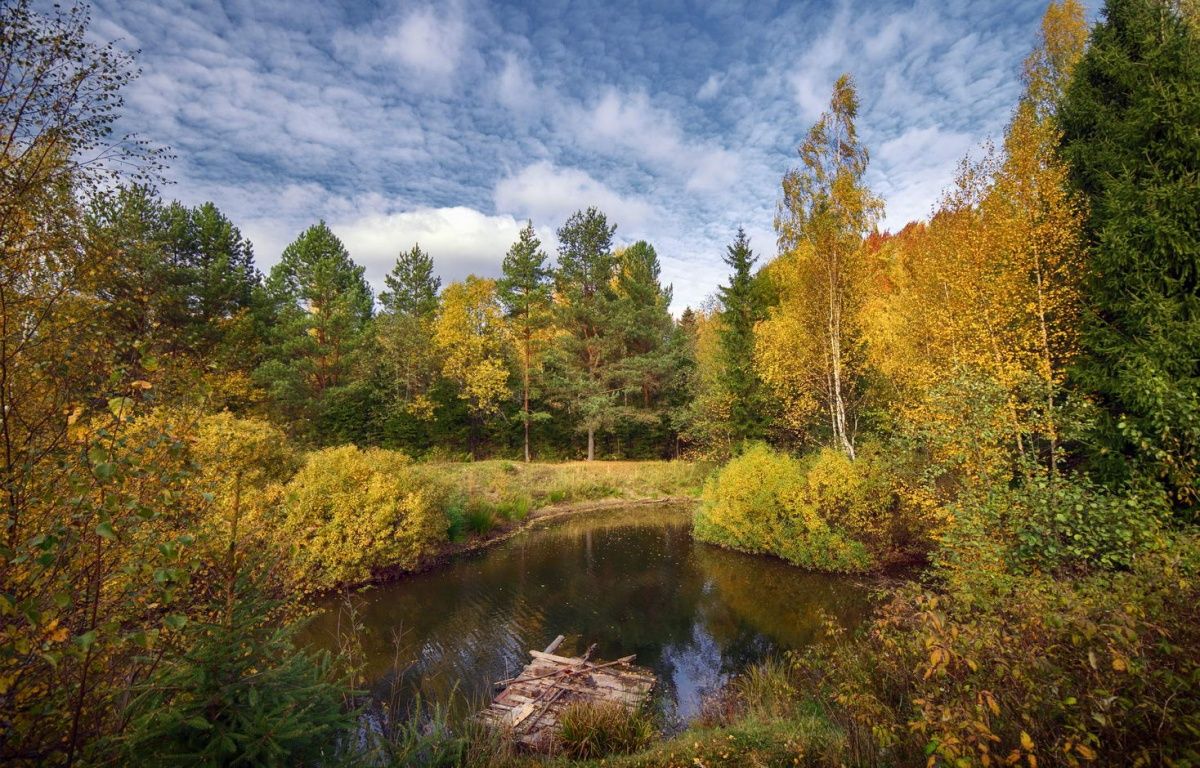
1061;0;1200;510
433;276;510;458
257;222;372;441
760;74;882;458
497;222;553;461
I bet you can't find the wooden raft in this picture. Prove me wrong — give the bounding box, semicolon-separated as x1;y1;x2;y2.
479;635;657;750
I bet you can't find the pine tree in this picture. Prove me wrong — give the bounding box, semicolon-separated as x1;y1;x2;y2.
1060;0;1200;511
375;244;443;440
257;222;372;441
547;207;621;461
716;227;767;443
497;222;553;461
613;241;677;455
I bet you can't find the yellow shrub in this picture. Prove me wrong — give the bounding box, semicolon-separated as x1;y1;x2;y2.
696;444;874;573
280;446;449;592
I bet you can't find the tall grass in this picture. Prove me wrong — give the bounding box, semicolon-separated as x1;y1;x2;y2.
554;701;657;760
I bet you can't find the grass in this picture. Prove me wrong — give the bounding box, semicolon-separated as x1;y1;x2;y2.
430;460;713;515
554;702;657;760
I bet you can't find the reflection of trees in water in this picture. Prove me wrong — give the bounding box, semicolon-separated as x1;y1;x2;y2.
299;508;871;724
693;543;872;651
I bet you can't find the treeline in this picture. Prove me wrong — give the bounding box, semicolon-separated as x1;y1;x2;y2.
79;187;696;460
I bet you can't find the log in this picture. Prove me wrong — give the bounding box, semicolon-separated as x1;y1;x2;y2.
495;654;637;687
543;634;565;655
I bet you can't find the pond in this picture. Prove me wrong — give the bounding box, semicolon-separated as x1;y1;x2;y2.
301;504;873;728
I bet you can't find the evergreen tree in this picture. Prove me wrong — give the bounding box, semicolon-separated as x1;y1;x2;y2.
1060;0;1200;511
716;227;767;443
257;222;372;441
374;244;443;445
497;222;553;461
380;243;440;316
547;207;621;460
613;241;677;454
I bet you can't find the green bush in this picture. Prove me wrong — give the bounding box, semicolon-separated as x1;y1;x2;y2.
280;446;450;592
695;443;873;573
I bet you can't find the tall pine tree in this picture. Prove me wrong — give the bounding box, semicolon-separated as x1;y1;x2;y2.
1060;0;1200;512
547;207;621;460
497;222;553;461
257;221;372;442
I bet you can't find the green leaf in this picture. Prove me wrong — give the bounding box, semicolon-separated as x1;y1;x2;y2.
96;522;116;540
107;396;134;419
163;614;187;631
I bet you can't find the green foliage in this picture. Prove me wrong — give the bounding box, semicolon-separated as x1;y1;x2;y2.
257;221;374;442
279;446;450;592
951;470;1167;573
555;702;657;760
1060;0;1200;513
108;569;351;767
380;243;441;317
716;227;770;443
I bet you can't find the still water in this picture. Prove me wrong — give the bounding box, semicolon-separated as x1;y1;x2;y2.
302;505;872;727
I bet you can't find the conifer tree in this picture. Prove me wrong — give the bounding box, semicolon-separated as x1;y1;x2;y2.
1060;0;1200;510
257;222;372;440
547;207;621;460
375;244;443;433
716;227;767;443
497;222;553;461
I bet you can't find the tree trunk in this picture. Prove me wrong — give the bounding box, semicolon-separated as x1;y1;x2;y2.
522;337;531;463
587;427;595;462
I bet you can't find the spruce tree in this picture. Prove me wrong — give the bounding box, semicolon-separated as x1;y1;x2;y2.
497;222;553;461
380;243;440;316
716;227;767;442
1060;0;1200;511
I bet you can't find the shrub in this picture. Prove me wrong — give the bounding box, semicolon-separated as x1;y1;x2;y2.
106;567;351;767
805;533;1200;767
555;701;656;760
695;443;873;572
280;446;450;592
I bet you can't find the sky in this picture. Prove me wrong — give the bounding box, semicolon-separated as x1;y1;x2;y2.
87;0;1070;311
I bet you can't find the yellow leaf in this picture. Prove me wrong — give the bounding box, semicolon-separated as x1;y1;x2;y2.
1020;731;1034;751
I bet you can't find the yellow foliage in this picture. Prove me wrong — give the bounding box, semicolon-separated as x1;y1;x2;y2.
696;444;873;572
279;445;449;592
433;275;511;418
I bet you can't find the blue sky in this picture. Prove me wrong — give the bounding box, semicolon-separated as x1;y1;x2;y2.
88;0;1070;311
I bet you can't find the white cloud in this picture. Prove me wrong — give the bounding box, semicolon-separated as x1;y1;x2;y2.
334;3;467;81
493;161;656;232
696;73;724;101
335;206;524;287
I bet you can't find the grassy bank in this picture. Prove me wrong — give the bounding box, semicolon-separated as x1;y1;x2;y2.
436;459;712;538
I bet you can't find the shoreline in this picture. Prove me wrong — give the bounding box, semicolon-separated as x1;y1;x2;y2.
345;496;699;594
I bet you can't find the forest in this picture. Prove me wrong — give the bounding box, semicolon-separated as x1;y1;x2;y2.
1;0;1198;765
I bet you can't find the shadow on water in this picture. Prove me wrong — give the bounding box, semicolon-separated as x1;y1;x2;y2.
300;505;872;730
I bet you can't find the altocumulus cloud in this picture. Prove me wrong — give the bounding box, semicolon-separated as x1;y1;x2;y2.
89;0;1062;310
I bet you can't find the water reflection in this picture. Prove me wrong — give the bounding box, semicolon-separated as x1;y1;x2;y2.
300;505;871;726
